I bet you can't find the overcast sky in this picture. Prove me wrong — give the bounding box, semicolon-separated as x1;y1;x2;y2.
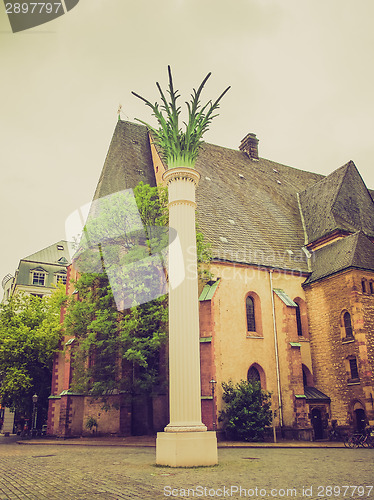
1;0;373;298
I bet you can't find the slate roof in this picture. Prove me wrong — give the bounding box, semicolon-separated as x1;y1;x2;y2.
299;161;374;245
92;121;156;202
191;143;322;272
89;120;374;276
304;231;374;285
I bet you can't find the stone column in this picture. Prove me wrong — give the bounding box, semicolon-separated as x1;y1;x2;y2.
156;167;217;467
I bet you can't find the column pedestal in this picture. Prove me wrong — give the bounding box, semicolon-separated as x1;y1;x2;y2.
156;431;218;467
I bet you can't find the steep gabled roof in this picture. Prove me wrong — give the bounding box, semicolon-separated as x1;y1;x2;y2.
299;161;374;245
89;121;373;275
92;121;156;202
303;231;374;285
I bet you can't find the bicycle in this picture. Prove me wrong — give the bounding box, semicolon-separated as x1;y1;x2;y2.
328;428;342;441
344;428;374;448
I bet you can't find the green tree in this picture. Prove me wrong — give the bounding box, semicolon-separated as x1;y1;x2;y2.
0;287;66;423
64;272;168;397
65;182;170;405
65;181;211;431
219;380;273;442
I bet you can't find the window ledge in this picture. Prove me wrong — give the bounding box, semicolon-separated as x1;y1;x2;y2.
342;338;355;344
347;379;360;386
246;335;264;339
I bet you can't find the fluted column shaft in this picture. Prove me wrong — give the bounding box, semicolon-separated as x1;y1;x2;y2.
163;167;206;432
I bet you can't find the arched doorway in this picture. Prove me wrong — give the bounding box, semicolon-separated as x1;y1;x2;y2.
354;408;366;433
311;408;323;440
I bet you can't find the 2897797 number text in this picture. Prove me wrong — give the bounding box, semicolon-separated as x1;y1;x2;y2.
5;3;62;14
316;485;373;496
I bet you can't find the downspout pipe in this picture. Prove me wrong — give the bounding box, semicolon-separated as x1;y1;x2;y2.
270;270;283;428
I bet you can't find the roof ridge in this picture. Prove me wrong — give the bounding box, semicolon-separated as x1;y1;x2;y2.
331;161;374;234
347;230;361;267
298;161;350;197
330;161;353;211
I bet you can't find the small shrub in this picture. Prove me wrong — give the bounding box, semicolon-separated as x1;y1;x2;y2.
219;380;272;442
85;416;98;433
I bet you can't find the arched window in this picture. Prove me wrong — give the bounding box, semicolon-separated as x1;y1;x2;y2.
370;281;374;294
361;279;367;294
246;296;256;332
247;363;265;389
293;297;309;339
302;364;313;387
295;303;303;336
247;366;260;384
343;312;353;339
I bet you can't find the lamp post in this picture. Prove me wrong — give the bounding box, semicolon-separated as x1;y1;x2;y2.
32;394;38;437
209;379;217;430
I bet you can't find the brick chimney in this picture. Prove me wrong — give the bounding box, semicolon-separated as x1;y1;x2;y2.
239;133;259;159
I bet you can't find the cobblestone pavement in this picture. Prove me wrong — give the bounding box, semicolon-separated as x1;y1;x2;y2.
0;441;373;500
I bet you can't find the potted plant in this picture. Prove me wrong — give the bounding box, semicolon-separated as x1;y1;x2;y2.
85;416;98;435
132;66;230;169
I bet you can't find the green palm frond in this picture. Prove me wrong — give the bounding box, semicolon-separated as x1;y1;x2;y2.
132;66;230;169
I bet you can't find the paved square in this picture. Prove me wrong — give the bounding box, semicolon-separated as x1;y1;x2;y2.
0;442;373;499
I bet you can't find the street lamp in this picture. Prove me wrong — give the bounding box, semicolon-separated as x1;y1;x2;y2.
32;394;38;436
209;379;217;430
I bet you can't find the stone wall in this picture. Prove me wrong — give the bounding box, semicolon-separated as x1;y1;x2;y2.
304;269;374;427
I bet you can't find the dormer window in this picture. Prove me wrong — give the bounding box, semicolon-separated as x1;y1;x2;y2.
56;273;67;285
30;267;48;287
32;271;45;286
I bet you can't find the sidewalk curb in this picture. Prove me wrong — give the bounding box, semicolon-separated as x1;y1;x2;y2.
14;438;346;449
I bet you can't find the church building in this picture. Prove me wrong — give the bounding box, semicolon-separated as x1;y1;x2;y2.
48;121;374;440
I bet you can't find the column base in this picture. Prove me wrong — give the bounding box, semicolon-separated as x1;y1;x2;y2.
156;431;218;467
164;423;207;432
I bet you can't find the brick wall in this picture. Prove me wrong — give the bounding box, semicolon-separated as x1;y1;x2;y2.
199;299;216;430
